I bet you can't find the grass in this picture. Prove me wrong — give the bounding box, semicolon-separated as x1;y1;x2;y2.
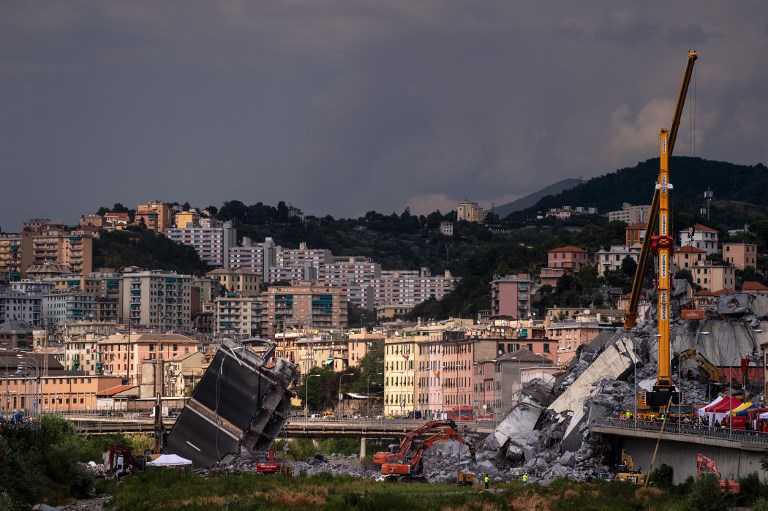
104;471;698;511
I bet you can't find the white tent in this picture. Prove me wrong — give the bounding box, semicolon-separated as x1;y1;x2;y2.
147;454;192;467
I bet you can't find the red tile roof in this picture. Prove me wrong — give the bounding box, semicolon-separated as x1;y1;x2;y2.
96;385;137;397
549;246;587;253
676;246;706;253
743;281;768;291
626;222;646;229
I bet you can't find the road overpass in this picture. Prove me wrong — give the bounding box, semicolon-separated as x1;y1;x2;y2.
591;417;768;483
64;415;496;458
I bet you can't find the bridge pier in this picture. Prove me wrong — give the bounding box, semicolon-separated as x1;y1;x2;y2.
360;437;366;459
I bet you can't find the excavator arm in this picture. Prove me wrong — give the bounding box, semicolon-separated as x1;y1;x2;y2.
373;420;458;464
381;424;474;479
624;50;698;330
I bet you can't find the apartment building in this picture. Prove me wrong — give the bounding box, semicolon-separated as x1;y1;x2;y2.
722;242;758;270
490;274;534;320
673;246;707;271
546;321;603;366
690;262;736;293
99;332;198;385
262;283;348;337
134;201;171;232
103;212;130;231
383;334;419;417
607;203;651;224
120;270;193;332
679;224;719;255
347;331;385;367
165;221;236;268
174;210;201;229
0;373;124;414
625;222;646;248
0;290;42;325
206;268;261;297
547;246;589;270
492;349;552;418
0;233;32;281
213;295;263;337
16;229;94;276
595;246;640;276
43;291;97;326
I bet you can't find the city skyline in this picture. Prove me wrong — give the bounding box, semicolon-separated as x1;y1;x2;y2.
1;2;766;230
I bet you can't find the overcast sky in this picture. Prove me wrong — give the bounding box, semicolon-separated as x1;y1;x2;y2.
1;1;766;230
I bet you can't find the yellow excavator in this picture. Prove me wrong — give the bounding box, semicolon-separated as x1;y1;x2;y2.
615;450;647;485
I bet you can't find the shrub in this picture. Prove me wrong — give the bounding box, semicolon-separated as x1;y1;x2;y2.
688;474;726;511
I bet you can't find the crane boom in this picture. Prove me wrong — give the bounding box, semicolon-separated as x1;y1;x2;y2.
624;50;697;330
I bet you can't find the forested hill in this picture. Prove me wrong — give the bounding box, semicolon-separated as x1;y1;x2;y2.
509;157;768;224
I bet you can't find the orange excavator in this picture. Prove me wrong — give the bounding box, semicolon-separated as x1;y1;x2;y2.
373;420;461;465
381;423;474;481
696;453;740;493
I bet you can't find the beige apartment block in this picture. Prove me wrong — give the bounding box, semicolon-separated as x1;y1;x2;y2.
384;334;419;417
722;242;758;270
99;332;198;386
546;321;604;366
348;331;385;367
214;294;263;337
0;234;33;280
23;230;93;276
263;283;348;337
120;270;193;332
207;268;261;297
673;245;707;271
691;262;736;293
0;373;123;414
135;201;171;232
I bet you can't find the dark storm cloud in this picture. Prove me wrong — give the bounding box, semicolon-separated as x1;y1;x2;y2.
0;1;765;230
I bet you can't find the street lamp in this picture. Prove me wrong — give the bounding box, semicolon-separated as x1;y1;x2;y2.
339;373;354;418
305;374;321;418
367;372;383;418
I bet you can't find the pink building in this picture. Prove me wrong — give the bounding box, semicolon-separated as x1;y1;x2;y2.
546;322;603;366
490;274;534;319
723;242;758;270
99;333;199;386
547;246;589;270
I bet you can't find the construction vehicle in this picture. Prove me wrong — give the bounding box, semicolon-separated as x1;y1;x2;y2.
672;349;722;384
624;50;698;411
624;49;697;332
372;420;461;465
696;453;740;493
381;423;474;481
255;448;292;475
457;471;474;486
104;444;138;479
615;449;646;485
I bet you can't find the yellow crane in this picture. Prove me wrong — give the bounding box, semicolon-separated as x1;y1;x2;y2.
623;50;698;409
624;50;697;331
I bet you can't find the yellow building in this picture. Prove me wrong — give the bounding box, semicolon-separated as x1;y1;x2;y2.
135;201;171;232
383;334;420;417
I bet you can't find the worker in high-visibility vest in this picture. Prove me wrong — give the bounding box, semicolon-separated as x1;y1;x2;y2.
522;473;528;485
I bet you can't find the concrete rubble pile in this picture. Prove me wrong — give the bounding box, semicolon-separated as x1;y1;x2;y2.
475;290;768;483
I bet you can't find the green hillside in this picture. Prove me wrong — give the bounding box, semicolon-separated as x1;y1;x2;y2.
509;157;768;228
